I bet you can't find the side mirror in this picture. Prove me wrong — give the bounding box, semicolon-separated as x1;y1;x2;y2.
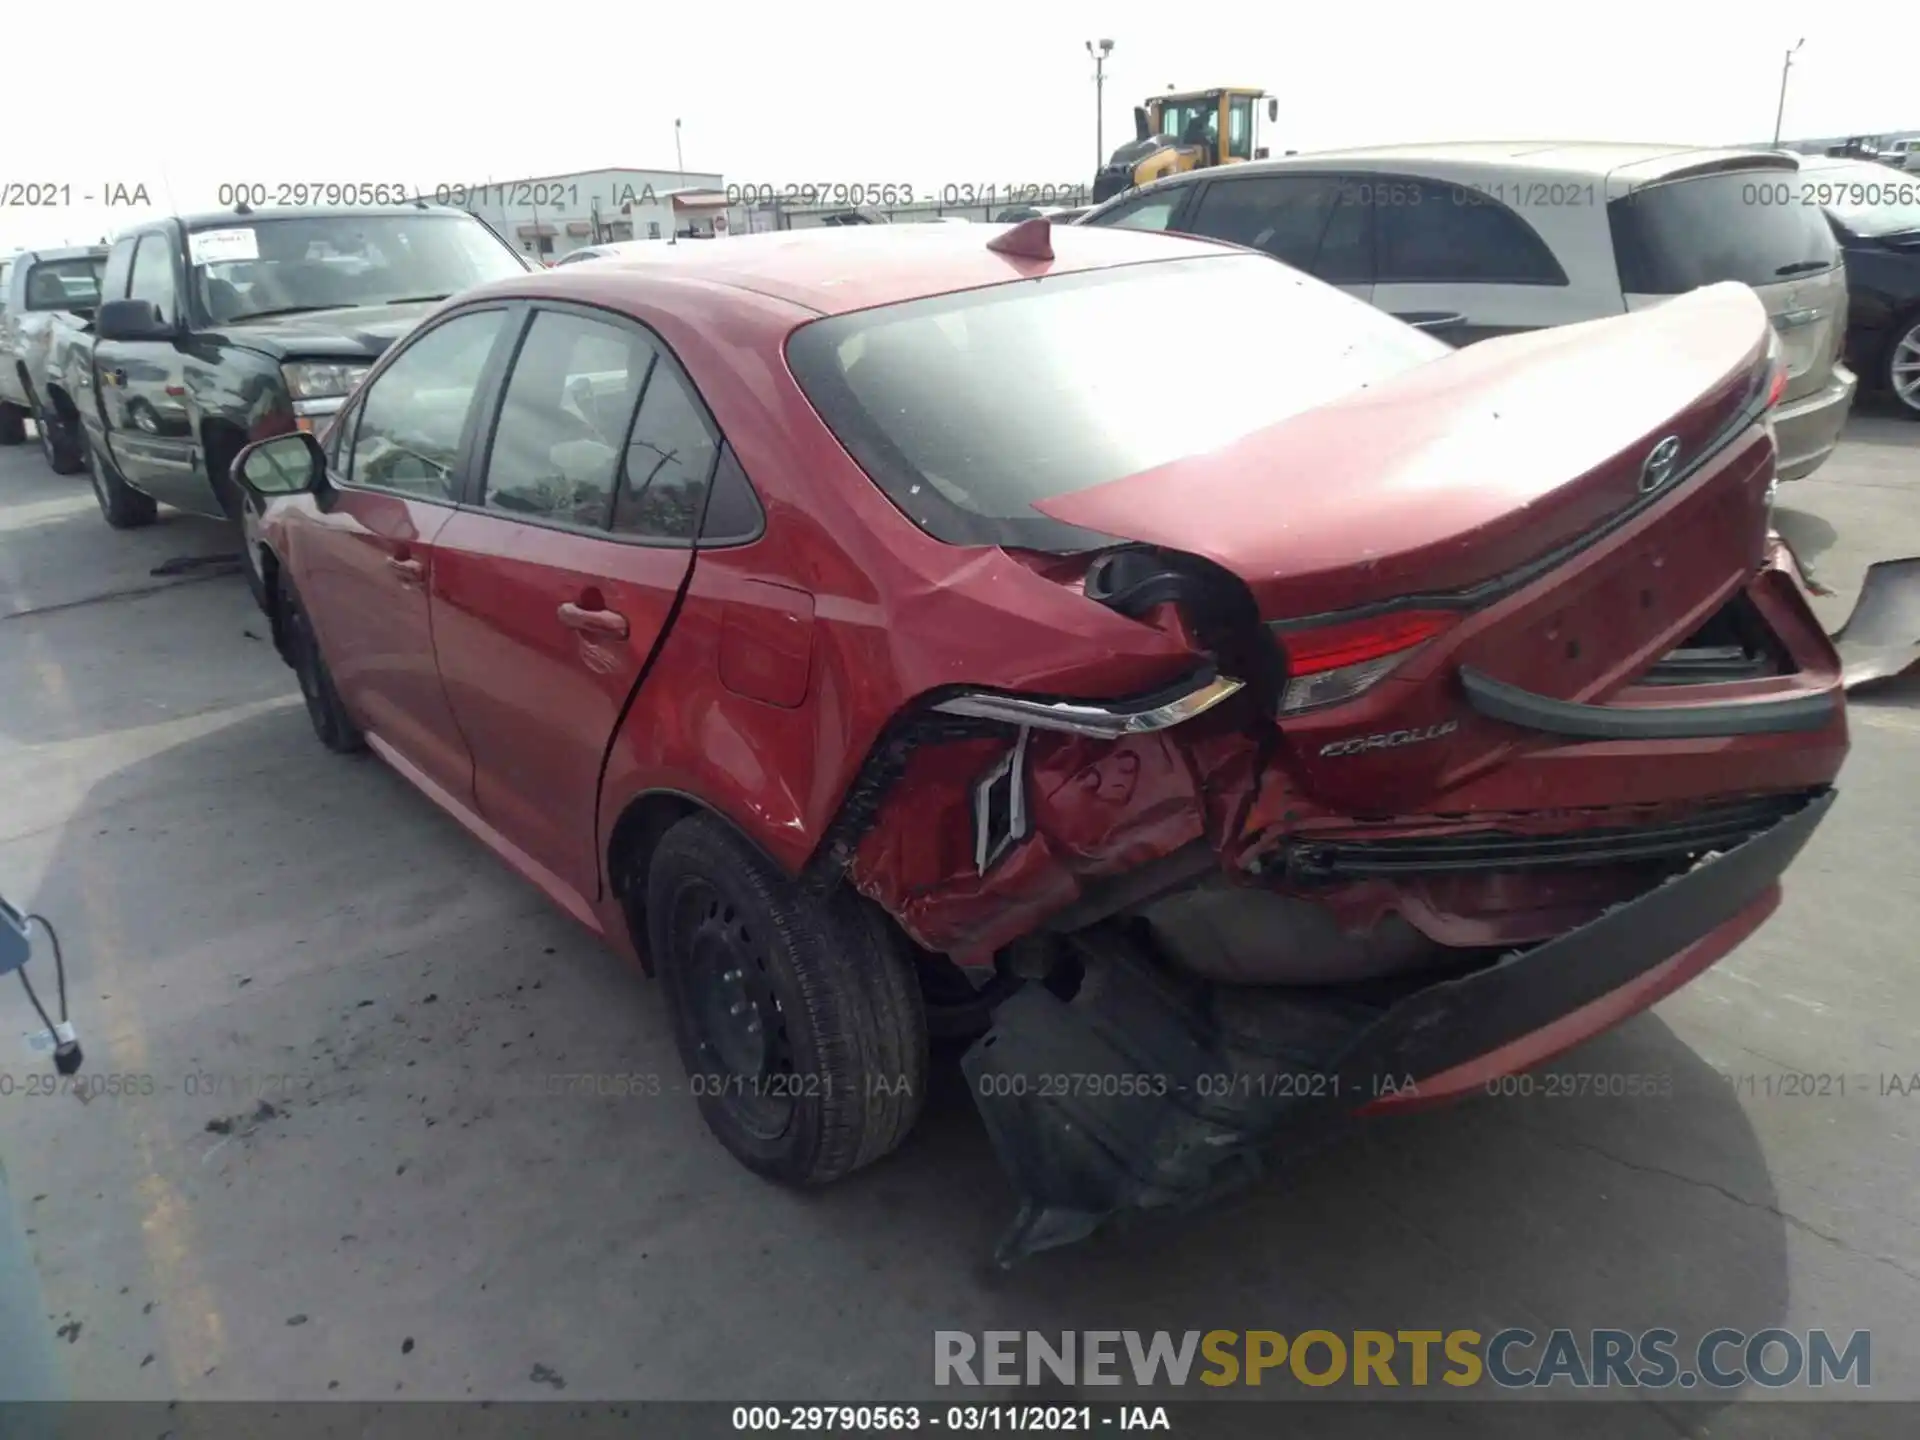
1267;98;1279;122
233;431;326;501
94;298;176;342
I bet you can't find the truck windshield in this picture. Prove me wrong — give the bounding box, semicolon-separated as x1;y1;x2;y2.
188;214;528;324
785;253;1448;550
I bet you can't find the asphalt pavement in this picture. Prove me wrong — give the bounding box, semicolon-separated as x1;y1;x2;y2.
0;410;1916;1434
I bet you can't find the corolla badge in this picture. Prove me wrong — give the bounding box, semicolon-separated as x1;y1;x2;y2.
1319;720;1458;758
1639;435;1683;494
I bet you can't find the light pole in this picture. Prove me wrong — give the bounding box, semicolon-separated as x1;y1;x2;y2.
674;118;685;174
1772;39;1804;148
1086;39;1114;170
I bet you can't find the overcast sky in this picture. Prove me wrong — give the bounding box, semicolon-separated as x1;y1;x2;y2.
2;2;1908;252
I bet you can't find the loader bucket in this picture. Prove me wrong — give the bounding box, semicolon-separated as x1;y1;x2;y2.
1834;557;1920;691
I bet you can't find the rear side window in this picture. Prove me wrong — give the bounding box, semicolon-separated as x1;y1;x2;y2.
1187;175;1372;282
1375;178;1567;285
1610;169;1839;294
612;361;721;541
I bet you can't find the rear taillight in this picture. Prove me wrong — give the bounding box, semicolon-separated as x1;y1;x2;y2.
1274;609;1460;714
1764;328;1788;408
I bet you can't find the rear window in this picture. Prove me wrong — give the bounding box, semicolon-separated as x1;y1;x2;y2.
785;254;1448;550
24;257;104;310
1609;168;1838;294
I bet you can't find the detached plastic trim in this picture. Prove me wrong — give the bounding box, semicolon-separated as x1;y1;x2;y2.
1459;666;1839;740
933;674;1244;737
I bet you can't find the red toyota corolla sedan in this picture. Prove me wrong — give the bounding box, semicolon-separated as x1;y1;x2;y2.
231;220;1849;1262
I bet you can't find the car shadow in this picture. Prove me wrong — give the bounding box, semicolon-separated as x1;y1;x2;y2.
1773;504;1839;572
9;707;1789;1423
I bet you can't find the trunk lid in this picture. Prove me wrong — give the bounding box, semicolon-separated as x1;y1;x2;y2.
1035;281;1773;621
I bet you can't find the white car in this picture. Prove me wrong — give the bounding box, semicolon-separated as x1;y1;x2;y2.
1080;140;1858;480
1882;138;1920;174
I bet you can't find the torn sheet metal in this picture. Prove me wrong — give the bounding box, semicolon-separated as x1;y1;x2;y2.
1834;557;1920;691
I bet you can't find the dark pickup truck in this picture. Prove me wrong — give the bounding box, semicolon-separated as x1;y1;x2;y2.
62;203;532;599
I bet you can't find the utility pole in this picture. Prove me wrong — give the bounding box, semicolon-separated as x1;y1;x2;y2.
1772;38;1805;148
1086;39;1114;169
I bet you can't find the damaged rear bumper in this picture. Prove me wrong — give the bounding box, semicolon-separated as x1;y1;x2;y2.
962;787;1835;1264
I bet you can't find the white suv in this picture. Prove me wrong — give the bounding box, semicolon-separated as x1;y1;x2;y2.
1081;141;1857;480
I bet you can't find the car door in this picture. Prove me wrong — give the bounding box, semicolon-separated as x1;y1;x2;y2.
1179;172;1375;303
428;304;719;905
292;305;518;806
93;226;211;512
1367;175;1577;346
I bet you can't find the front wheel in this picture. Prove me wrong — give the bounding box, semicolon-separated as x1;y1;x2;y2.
647;814;928;1185
32;400;85;475
280;576;364;754
1886;314;1920;420
85;436;157;529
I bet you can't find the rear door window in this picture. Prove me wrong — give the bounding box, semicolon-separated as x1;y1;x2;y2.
1375;178;1567;285
481;309;651;530
1609;168;1838;293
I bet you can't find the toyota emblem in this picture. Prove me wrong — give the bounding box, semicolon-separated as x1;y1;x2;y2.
1640;436;1683;494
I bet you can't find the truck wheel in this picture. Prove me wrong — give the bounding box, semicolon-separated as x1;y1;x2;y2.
31;400;85;475
0;402;26;446
280;575;364;754
647;814;928;1185
85;437;157;529
1887;314;1920;420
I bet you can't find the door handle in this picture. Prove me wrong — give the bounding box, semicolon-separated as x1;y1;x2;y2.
386;556;425;581
557;602;629;639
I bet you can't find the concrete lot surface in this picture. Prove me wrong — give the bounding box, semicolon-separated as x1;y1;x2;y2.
0;409;1917;1434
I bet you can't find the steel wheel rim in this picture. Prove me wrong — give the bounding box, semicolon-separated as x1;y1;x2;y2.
673;878;795;1139
1894;322;1920;410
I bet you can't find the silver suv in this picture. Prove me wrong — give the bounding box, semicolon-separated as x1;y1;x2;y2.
1082;142;1857;481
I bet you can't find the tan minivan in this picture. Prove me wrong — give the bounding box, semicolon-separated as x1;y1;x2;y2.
1082;142;1856;480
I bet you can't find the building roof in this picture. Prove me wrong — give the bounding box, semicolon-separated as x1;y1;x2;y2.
464;222;1236;318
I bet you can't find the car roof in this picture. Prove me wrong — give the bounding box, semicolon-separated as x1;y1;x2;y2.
471;223;1238;318
1210;140;1795;184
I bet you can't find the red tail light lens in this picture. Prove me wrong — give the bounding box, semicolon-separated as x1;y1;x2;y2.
1274;609;1459;714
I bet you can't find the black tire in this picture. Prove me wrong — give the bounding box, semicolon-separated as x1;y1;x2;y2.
1885;313;1920;420
280;575;365;754
0;402;26;446
32;399;85;475
84;435;157;529
239;499;269;613
647;814;928;1185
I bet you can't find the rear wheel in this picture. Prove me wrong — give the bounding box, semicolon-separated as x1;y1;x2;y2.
647;814;928;1185
0;401;26;446
1887;314;1920;420
85;435;157;529
31;398;85;474
280;576;364;754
